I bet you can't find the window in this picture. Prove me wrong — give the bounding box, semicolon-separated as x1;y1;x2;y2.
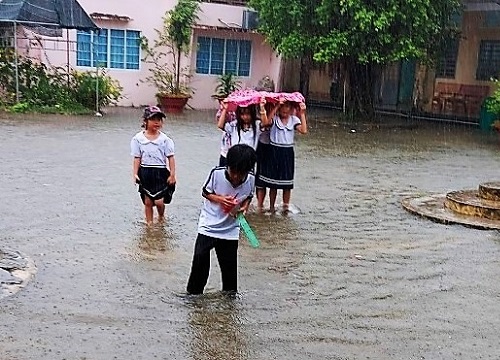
0;27;15;48
476;40;500;80
77;29;140;69
436;39;459;79
196;36;251;76
483;11;500;28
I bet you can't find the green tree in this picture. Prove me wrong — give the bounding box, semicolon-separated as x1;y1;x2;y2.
249;0;320;99
141;0;199;96
168;0;200;95
250;0;462;117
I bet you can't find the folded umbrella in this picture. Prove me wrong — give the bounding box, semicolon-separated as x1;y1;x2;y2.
237;213;260;248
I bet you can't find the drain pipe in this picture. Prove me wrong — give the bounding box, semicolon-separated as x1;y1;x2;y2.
14;22;19;103
342;77;346;113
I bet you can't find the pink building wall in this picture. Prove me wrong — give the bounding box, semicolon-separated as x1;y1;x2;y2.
29;0;282;109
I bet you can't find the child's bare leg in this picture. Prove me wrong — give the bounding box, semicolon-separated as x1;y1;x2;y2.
144;197;155;225
269;188;278;212
256;187;266;211
282;189;291;211
155;199;165;221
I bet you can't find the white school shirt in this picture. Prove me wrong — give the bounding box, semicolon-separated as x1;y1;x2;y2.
224;120;262;151
219;132;231;157
130;131;175;170
217;109;236;157
198;167;255;240
269;115;301;146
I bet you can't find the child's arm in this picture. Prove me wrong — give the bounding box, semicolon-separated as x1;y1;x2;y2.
215;101;223;122
167;155;176;184
296;102;308;134
217;100;229;130
262;98;282;127
203;191;239;212
202;170;239;212
258;97;270;126
132;157;141;183
238;197;253;215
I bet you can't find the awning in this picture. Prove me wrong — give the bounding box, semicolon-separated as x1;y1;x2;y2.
90;12;131;22
0;0;98;32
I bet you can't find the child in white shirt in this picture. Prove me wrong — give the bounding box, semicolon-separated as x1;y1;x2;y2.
186;144;257;295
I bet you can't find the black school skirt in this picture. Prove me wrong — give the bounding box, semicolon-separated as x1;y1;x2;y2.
137;166;176;204
257;143;294;190
255;141;272;188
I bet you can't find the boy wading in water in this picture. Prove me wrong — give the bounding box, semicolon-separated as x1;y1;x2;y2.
130;106;176;225
186;144;256;295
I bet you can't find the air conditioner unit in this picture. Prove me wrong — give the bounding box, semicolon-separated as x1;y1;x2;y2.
242;10;258;30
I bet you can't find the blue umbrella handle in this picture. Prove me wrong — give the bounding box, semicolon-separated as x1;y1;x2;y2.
237;213;260;248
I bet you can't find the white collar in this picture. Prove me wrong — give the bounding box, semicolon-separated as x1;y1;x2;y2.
137;131;165;144
275;116;295;130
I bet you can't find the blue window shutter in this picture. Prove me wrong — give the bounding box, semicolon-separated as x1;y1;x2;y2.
195;37;252;76
126;30;140;70
210;38;224;75
196;36;210;74
225;39;238;75
238;40;251;76
76;28;140;70
76;31;91;67
93;29;108;67
110;29;125;69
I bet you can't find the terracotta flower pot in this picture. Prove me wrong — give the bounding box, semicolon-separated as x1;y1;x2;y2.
156;94;189;113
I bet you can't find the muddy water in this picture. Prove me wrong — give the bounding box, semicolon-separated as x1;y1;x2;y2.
1;107;500;359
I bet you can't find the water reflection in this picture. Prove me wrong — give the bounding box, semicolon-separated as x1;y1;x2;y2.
134;223;176;259
248;211;300;247
187;293;248;360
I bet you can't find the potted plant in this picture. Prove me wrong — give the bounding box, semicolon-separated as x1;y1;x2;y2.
141;0;199;113
485;79;500;133
255;75;275;92
211;73;242;101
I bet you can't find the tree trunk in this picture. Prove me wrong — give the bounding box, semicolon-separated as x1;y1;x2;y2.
345;60;376;120
299;54;312;99
175;46;181;93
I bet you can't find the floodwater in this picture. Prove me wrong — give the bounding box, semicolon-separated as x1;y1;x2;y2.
1;107;500;360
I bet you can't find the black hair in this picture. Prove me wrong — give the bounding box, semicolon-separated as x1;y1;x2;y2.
226;144;256;174
280;100;299;114
142;114;164;129
235;105;258;143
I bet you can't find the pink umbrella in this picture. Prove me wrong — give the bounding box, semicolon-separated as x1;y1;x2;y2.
225;89;305;112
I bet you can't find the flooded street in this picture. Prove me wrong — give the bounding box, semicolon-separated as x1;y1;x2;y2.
1;107;500;359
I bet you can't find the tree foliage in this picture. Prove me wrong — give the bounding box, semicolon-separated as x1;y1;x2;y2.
0;48;122;114
249;0;321;58
141;0;199;96
251;0;461;63
250;0;462;116
313;0;462;64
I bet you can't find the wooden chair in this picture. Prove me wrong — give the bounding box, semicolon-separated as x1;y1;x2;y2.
431;82;460;113
453;85;490;117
